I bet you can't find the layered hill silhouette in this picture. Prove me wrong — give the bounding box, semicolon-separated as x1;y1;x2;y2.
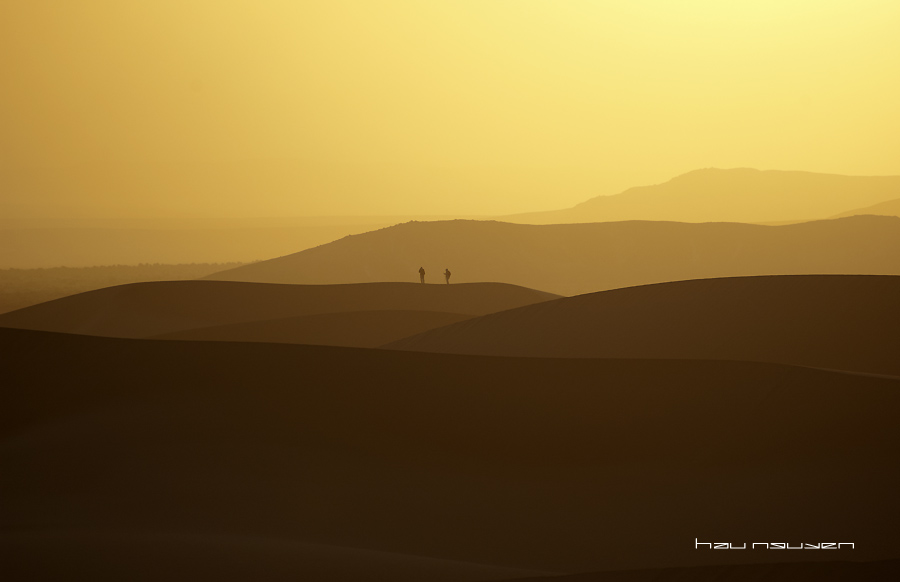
0;263;243;315
156;310;474;348
207;215;900;297
504;168;900;224
386;275;900;376
0;224;387;269
3;327;898;580
0;281;556;339
831;197;900;219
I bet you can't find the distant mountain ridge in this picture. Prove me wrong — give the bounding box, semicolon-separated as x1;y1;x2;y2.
504;168;900;224
207;215;900;297
831;197;900;219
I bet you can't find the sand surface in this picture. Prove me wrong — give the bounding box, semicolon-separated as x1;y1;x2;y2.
155;309;474;348
0;280;555;339
387;275;900;375
206;216;900;296
2;327;897;579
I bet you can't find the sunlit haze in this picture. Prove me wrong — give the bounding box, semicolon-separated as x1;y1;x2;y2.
3;4;900;578
3;0;899;219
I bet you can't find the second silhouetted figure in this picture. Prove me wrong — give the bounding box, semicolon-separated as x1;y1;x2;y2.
419;266;426;284
444;268;451;284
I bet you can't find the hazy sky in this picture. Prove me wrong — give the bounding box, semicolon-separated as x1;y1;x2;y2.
2;1;899;218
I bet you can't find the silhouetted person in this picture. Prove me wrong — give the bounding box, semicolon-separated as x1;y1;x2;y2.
444;268;451;284
419;267;425;284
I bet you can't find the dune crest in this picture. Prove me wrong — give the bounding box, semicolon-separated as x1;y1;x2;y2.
206;215;900;297
385;275;900;376
0;280;556;339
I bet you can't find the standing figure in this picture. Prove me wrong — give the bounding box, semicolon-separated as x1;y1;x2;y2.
444;268;451;284
419;266;426;284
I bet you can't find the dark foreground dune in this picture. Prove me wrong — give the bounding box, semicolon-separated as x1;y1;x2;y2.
489;559;900;582
386;275;900;376
2;327;898;580
155;310;474;348
0;280;555;339
0;531;542;582
206;215;900;297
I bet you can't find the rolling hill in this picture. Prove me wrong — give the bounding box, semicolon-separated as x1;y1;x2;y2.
830;197;900;219
206;215;900;297
2;327;898;579
0;263;243;315
385;275;900;376
504;168;900;224
0;224;389;269
0;281;556;339
155;310;474;348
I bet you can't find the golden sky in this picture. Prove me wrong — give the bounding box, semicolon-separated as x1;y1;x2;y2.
2;1;899;217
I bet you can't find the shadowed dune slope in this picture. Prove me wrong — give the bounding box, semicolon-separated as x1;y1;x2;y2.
0;263;244;315
2;327;898;578
0;281;556;339
206;215;900;297
0;531;545;582
155;310;474;348
386;275;900;376
487;559;900;582
504;168;900;224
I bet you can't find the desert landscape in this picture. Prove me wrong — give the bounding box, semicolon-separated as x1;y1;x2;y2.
3;227;899;581
3;2;900;581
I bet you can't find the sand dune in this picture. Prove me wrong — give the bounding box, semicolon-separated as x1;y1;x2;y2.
0;281;555;339
386;275;900;376
0;263;243;315
206;215;900;297
504;168;900;224
2;327;897;578
488;559;900;582
155;310;474;348
1;530;544;582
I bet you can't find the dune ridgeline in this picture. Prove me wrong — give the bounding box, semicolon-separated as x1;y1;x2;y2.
386;275;900;376
3;170;900;580
206;215;900;297
0;281;557;347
